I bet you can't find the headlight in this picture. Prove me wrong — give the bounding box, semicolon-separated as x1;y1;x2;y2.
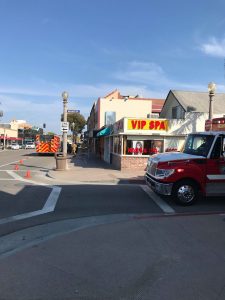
155;168;175;179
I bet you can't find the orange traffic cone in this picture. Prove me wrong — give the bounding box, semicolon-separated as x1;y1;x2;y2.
14;164;19;170
19;159;23;164
25;170;31;178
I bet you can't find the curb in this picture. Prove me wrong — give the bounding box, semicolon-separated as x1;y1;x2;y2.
46;171;146;185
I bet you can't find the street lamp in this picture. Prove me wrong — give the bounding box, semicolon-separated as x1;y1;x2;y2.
55;91;69;171
208;82;216;120
62;91;69;157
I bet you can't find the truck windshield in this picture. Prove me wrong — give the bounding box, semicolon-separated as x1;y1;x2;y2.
183;134;214;157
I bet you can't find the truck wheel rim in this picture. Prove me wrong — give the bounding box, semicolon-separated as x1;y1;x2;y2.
177;185;195;203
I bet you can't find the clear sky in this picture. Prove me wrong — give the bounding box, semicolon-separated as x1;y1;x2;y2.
0;0;225;133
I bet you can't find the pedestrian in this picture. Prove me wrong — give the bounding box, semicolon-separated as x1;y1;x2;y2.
72;143;77;155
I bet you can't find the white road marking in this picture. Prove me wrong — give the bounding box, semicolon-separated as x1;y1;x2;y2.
0;160;22;168
0;157;31;168
0;170;41;172
140;185;175;214
42;186;62;211
0;186;62;225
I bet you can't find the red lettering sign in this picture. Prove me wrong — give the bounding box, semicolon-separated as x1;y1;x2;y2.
149;121;154;129
141;120;146;129
160;122;165;130
131;120;137;129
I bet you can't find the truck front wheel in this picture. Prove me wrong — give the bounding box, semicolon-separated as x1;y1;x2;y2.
172;180;198;206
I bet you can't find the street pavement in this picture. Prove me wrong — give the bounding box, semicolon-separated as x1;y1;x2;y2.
1;148;225;299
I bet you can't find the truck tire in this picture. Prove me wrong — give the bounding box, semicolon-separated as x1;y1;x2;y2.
172;180;198;206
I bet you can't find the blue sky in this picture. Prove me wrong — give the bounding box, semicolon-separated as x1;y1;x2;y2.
0;0;225;133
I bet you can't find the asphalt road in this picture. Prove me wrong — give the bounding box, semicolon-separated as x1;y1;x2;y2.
1;148;225;235
1;149;225;299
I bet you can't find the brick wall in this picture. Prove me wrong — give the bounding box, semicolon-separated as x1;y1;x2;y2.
121;156;148;170
111;154;148;170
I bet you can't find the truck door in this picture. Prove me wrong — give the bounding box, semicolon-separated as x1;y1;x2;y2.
206;135;225;196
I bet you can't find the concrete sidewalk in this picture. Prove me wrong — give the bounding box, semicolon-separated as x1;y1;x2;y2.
48;149;146;184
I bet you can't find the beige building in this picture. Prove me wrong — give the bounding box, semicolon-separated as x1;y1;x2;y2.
0;120;32;148
0;125;18;138
91;89;225;170
86;90;165;157
0;124;19;148
10;119;32;130
95;90;164;129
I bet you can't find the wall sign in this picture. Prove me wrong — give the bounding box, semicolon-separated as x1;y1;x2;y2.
127;119;168;131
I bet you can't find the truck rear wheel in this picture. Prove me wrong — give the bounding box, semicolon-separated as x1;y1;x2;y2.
172;180;198;206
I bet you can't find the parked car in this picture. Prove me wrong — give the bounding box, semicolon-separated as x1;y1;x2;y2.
25;142;35;149
11;143;20;150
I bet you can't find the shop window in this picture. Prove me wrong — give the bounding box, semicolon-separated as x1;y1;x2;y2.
118;136;122;154
113;136;119;154
126;140;163;155
105;112;116;126
172;106;185;119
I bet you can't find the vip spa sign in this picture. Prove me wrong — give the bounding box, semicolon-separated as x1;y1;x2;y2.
127;119;168;131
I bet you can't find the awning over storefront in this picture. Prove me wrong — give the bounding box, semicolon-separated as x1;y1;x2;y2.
96;127;110;137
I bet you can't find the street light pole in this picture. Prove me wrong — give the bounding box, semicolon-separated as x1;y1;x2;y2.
62;91;69;157
3;128;5;150
208;82;216;120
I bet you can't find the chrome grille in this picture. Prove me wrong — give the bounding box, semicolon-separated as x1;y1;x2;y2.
147;159;157;176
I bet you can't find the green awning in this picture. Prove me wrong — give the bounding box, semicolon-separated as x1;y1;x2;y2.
96;127;110;137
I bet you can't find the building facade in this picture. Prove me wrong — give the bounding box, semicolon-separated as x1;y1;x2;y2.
87;89;165;158
104;117;186;169
90;89;225;170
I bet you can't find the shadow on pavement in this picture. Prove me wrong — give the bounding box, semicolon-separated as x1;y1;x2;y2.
161;194;225;214
69;148;118;170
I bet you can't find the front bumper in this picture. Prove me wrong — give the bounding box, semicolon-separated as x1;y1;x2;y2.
145;173;173;196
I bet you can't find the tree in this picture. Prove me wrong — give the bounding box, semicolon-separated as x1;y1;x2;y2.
61;112;86;134
46;131;56;136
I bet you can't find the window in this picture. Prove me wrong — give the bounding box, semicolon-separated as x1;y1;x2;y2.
113;136;119;154
126;139;163;156
105;112;116;126
172;106;184;119
183;134;214;157
210;136;224;159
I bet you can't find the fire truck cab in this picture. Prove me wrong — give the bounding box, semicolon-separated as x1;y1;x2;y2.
145;117;225;205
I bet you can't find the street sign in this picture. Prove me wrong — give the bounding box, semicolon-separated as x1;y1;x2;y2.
67;109;80;113
61;121;69;132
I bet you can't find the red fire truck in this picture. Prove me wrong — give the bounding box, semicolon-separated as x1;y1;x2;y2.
145;117;225;205
36;134;61;154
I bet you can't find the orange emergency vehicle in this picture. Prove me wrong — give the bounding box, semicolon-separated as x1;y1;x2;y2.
36;134;60;154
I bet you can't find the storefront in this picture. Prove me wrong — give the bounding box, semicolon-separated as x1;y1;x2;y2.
0;126;20;148
108;118;186;170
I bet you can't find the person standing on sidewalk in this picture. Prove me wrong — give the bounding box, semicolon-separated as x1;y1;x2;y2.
72;143;77;155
